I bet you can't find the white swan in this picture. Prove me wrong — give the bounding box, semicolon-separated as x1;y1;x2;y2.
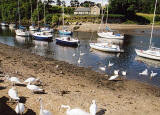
139;69;148;76
15;101;25;114
99;66;106;72
61;105;90;115
73;53;76;56
27;82;43;93
150;71;157;79
8;87;20;101
80;51;85;56
114;70;119;75
24;77;40;84
5;75;22;85
108;75;119;81
78;58;81;64
122;71;127;76
39;98;52;115
108;61;114;67
89;100;97;115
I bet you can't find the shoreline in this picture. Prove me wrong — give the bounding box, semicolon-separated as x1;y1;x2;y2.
56;23;160;33
0;43;160;114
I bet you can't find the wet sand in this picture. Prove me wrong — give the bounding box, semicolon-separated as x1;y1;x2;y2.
57;23;160;33
0;43;160;115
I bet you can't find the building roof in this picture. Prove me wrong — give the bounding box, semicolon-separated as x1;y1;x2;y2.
74;7;91;12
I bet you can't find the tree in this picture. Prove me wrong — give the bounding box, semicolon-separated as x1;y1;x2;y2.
80;1;95;7
70;0;79;7
56;0;61;6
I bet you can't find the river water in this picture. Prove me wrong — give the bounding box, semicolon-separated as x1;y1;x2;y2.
0;26;160;87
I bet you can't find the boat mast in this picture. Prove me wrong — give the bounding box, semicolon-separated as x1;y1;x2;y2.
62;2;64;29
149;0;157;49
18;0;20;26
98;0;104;32
44;1;46;25
30;0;32;24
106;2;109;25
37;0;39;27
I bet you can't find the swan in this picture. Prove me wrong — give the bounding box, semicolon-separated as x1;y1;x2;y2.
108;61;114;67
122;71;127;76
73;53;76;56
99;66;106;72
114;70;119;75
78;58;81;64
108;75;119;81
15;101;25;115
56;65;59;68
24;77;40;84
89;100;97;115
8;87;20;101
61;105;90;115
139;69;148;76
27;82;43;93
5;75;22;86
80;51;85;56
39;98;52;115
150;71;157;79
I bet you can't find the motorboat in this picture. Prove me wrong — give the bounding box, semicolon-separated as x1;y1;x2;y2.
15;26;30;37
56;36;79;46
89;42;122;53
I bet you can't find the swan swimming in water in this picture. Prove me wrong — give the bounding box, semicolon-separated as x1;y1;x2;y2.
39;98;52;115
139;69;148;76
108;61;114;67
150;71;157;79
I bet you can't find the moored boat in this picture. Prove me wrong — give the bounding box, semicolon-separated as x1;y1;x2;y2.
32;32;53;41
89;43;122;53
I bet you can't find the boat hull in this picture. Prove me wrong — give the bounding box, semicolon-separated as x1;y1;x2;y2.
56;38;79;47
135;49;160;61
97;32;124;40
90;43;122;53
15;29;30;37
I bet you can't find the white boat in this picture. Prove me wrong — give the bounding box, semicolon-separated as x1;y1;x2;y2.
9;24;16;30
0;22;8;26
135;0;160;61
97;31;124;39
89;43;122;52
15;0;29;37
135;48;160;60
15;28;30;37
97;1;124;39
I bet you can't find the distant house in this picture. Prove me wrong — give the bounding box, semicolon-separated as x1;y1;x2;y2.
74;5;100;15
74;7;91;15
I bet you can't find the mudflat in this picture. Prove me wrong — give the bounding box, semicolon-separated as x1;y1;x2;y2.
0;43;160;115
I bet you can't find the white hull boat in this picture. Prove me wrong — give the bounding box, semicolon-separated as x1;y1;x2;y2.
90;43;122;52
135;49;160;61
0;22;8;26
97;32;124;39
15;29;30;37
32;32;53;40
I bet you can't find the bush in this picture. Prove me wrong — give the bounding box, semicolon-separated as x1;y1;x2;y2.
155;15;160;21
52;14;59;24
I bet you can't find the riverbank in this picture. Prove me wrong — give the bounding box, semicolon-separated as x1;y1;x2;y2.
57;23;160;33
0;43;160;115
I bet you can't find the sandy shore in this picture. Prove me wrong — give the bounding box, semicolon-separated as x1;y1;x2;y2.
0;43;160;115
57;23;160;33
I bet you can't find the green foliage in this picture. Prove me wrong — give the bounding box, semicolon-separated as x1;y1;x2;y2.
52;14;59;24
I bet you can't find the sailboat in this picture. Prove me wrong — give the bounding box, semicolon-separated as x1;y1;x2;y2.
58;2;72;35
40;1;54;33
135;0;160;60
15;0;29;37
97;1;124;39
32;0;53;40
29;0;38;31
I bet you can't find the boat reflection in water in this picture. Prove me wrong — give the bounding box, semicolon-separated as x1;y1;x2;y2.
135;56;160;68
32;40;51;56
15;35;32;47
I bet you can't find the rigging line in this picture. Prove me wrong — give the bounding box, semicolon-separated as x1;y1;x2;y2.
149;0;158;49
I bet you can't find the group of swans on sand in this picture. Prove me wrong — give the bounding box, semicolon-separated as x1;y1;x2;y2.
3;74;98;115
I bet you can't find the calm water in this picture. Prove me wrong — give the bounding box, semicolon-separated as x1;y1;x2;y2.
0;26;160;87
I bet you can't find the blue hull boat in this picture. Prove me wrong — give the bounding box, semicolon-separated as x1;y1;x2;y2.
59;30;72;35
56;37;79;47
32;32;53;41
